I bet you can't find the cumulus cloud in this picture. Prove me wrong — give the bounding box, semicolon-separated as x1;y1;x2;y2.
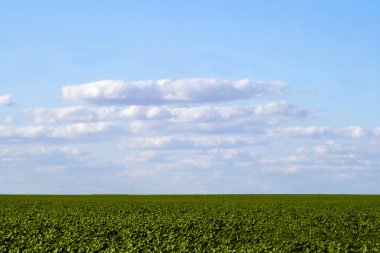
0;122;119;140
169;101;307;124
4;76;380;194
124;102;306;134
62;78;287;105
25;106;145;124
119;136;262;149
255;139;380;177
25;101;307;136
116;137;380;182
0;94;13;106
117;149;257;171
294;141;380;170
268;126;367;139
26;146;83;156
0;145;91;175
49;122;118;138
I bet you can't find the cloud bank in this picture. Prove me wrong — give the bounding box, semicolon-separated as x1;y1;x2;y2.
26;101;305;122
0;122;117;140
2;78;380;194
62;78;287;105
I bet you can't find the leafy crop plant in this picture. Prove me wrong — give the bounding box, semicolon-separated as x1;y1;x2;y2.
0;194;379;252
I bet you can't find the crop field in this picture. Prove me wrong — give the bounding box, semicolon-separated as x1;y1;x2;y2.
0;195;379;252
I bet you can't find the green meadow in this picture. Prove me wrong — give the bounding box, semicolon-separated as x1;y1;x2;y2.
1;195;379;252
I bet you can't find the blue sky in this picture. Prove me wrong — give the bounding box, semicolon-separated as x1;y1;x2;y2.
1;1;380;194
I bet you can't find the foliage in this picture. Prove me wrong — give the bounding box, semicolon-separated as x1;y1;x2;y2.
0;195;379;252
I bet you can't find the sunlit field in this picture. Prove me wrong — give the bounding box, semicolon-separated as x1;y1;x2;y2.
1;195;379;252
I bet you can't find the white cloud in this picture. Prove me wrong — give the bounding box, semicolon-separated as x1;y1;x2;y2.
117;149;257;172
169;101;307;124
0;145;87;168
6;146;83;157
62;78;287;105
49;122;117;138
3;116;15;125
0;125;47;138
372;128;380;136
3;77;380;194
118;151;160;163
25;102;308;136
0;122;119;140
119;136;261;149
60;146;82;155
263;140;380;174
269;126;367;139
0;94;13;106
27;146;83;156
25;106;122;124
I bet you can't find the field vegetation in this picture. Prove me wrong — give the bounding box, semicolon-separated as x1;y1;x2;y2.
1;194;379;252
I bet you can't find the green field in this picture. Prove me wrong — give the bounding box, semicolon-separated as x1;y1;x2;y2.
1;195;379;252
